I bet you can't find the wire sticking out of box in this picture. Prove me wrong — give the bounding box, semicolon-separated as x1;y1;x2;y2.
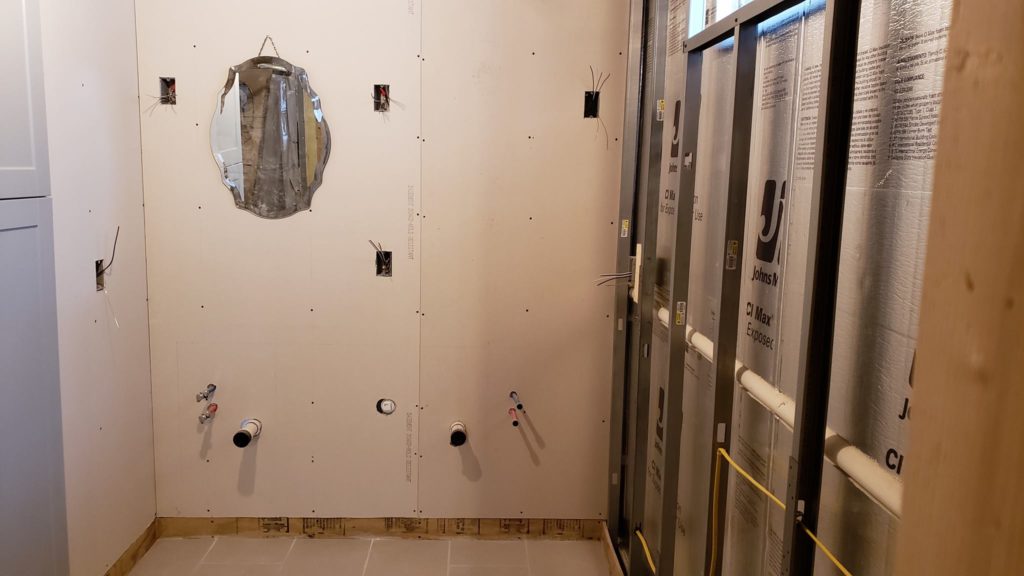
587;66;611;148
595;271;632;287
96;226;120;279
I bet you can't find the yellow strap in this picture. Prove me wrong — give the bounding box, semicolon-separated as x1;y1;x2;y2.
707;447;855;576
718;447;786;510
708;449;724;574
635;529;657;574
800;523;853;576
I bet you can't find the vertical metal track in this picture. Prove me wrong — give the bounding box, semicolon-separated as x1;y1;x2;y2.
628;0;670;570
656;49;704;576
781;1;862;574
702;20;759;576
608;0;653;549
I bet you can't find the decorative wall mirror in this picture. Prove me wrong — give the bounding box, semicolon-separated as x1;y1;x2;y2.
211;41;330;219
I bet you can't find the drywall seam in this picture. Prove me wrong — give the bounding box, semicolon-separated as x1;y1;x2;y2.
131;0;161;527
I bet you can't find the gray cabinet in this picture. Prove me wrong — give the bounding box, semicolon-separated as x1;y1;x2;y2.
0;0;50;199
0;198;69;575
0;0;68;572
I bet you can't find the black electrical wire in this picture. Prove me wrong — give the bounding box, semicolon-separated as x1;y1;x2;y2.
96;226;120;277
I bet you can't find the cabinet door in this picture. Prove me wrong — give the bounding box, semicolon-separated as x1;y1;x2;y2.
0;198;69;575
0;0;49;199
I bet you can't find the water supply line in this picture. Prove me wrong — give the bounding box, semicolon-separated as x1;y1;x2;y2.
656;307;902;518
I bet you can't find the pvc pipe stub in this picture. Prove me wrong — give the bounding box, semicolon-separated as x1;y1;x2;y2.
233;418;262;448
233;430;253;448
509;391;523;411
450;422;468;447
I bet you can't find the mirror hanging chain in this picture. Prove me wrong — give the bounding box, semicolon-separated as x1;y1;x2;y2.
258;35;280;58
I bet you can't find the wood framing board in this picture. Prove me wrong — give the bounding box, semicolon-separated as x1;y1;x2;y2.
895;0;1024;573
601;521;627;576
103;520;157;576
156;517;605;541
417;0;629;519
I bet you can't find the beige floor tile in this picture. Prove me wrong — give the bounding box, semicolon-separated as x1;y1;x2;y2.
449;567;530;576
192;564;283;576
449;539;528;566
202;537;295;564
363;539;449;576
527;540;608;576
281;538;372;576
133;535;613;576
128;537;214;576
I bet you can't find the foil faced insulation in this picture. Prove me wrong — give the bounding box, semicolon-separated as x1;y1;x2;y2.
650;0;952;574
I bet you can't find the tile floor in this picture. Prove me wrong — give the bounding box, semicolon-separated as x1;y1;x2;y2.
128;536;612;576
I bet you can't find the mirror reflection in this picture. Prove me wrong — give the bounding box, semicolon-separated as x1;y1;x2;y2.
211;56;330;219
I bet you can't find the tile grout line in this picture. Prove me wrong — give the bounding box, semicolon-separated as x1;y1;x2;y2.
523;538;533;576
281;537;297;566
360;538;376;576
194;535;217;567
446;539;452;576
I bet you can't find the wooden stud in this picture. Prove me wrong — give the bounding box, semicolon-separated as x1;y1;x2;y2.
895;1;1024;574
149;517;603;541
103;520;157;576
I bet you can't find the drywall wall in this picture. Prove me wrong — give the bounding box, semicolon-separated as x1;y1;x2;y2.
417;1;626;518
37;0;157;573
136;0;627;519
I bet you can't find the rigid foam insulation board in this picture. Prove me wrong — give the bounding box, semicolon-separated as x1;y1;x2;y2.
643;0;698;562
665;24;738;576
641;0;680;558
624;0;668;534
637;0;951;574
137;0;628;520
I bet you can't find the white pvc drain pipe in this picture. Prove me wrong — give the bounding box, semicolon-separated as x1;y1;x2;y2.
656;307;902;518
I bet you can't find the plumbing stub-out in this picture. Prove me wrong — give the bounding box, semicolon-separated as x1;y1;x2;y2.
233;418;262;448
449;421;467;447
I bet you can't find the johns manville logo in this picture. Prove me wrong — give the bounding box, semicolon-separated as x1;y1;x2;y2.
751;179;786;288
755;179;786;265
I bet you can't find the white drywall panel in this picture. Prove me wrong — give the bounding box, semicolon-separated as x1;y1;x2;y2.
140;0;626;520
137;1;423;517
36;0;157;573
417;0;628;518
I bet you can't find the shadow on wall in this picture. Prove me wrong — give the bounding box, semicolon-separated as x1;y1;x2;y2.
238;443;258;496
198;421;214;460
460;441;482;481
520;410;546;450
